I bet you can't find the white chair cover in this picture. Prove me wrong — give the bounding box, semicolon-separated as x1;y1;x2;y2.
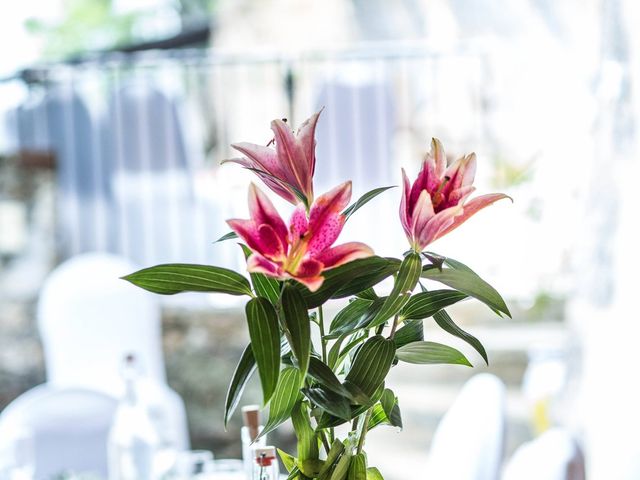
0;386;117;479
502;428;586;480
425;373;506;480
36;252;189;449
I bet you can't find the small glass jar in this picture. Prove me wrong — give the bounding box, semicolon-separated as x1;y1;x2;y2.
251;446;279;480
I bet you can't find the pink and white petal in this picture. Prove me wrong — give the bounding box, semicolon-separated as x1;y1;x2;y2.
399;169;413;237
247;253;283;278
288;258;325;292
437;193;511;239
248;184;288;245
296;110;321;186
315;242;374;269
443;153;477;196
289;274;324;292
307;213;345;256
256;224;286;260
431;138;447;178
271;119;309;194
226;219;263;253
289;203;309;242
410;189;436;244
231;142;284;177
408;161;431;211
308;181;352;233
416;205;463;250
446;185;476;208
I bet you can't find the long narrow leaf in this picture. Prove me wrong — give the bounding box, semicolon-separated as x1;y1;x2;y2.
302;387;351;420
342;186;396;220
422;266;510;317
224;344;256;427
122;263;253;296
393;319;424;348
345;336;396;398
434;309;489;365
259;367;302;438
281;285;311;379
396;341;472;366
368;253;422;328
400;290;468;320
291;401;319;465
214;231;238;243
246;298;281;404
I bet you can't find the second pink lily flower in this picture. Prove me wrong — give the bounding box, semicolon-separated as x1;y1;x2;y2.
225;112;320;206
400;138;510;252
228;181;373;291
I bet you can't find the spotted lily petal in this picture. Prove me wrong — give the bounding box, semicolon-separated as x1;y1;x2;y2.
249;184;288;246
315;242;374;269
307;181;351;256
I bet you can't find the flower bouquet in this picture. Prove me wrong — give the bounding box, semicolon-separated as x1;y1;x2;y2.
124;111;510;479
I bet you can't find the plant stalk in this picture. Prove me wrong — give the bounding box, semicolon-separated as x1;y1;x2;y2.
356;407;374;454
318;305;327;363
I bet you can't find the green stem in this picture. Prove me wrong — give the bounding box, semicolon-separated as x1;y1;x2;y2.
356;408;374;454
319;429;331;454
318;305;327;363
389;315;400;339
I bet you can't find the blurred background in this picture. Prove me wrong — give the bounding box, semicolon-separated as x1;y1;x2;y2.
1;0;639;479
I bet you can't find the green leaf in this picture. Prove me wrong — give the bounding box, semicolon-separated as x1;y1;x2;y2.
298;257;400;308
356;288;378;300
400;289;468;320
278;449;298;473
122;263;253;296
281;285;311;379
342;186;396;220
239;244;281;303
329;446;353;480
345;336;396;398
396;341;472;366
366;467;384;480
421;265;510;317
291;401;319;465
327;299;383;339
246;298;281;405
317;384;384;428
319;440;345;476
393;319;424;348
380;388;402;428
224;344;256;427
348;453;367;480
260;367;302;438
368;252;422;328
308;357;352;398
367;403;389;430
214;231;238;243
434;309;489;365
302;387;352;420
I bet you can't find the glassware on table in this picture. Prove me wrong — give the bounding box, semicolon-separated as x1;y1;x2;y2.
251;447;279;480
241;405;266;480
173;450;215;478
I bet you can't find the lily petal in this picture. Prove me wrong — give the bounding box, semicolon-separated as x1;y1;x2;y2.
296;110;321;181
248;184;288;246
315;242;374;269
247;253;282;277
444;153;477;195
225;154;298;204
431;137;446;179
437;193;511;239
289;258;324;292
399;169;412;237
289;203;309;242
271;119;310;198
306;182;351;256
410;189;436;247
416;205;464;250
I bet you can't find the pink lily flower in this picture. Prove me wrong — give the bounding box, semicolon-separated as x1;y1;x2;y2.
224;111;321;206
400;138;510;252
228;181;373;292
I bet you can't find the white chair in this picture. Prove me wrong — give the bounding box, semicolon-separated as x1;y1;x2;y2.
0;386;117;479
36;252;189;449
0;253;189;475
502;428;586;480
425;373;506;480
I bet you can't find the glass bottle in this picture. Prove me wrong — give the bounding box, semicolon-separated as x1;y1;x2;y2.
108;354;160;480
241;405;265;479
251;447;279;480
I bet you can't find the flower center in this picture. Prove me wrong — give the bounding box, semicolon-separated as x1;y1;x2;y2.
431;175;450;212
